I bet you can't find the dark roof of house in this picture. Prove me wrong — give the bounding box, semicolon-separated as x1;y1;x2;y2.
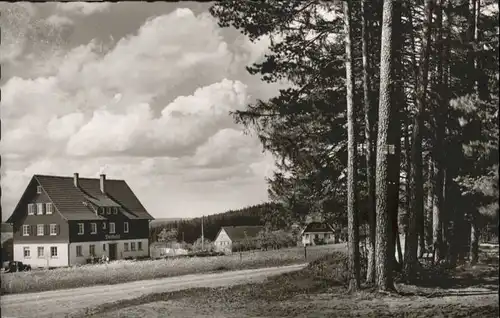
8;174;154;222
1;223;13;232
302;222;335;234
220;225;265;242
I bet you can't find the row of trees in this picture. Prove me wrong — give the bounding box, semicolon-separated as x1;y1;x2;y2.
210;0;498;291
149;203;280;243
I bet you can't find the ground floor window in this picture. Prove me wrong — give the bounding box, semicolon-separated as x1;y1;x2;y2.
124;242;129;251
138;242;142;250
38;247;44;258
51;246;58;257
131;242;136;251
89;244;95;256
103;244;106;251
23;247;30;258
76;245;83;257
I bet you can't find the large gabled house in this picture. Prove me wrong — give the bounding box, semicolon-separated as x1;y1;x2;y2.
214;225;264;254
6;173;154;268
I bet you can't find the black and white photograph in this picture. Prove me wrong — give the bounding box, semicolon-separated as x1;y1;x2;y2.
0;1;498;317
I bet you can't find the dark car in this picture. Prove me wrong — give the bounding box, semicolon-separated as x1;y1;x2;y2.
3;261;31;273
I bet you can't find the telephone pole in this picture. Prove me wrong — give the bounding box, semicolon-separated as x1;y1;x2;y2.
201;215;204;251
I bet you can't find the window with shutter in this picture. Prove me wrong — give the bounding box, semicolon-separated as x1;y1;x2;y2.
37;224;44;236
50;224;57;236
37;203;44;215
46;203;53;214
28;204;35;215
22;225;30;236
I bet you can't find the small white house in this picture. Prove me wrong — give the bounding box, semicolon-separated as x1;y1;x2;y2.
301;222;336;246
214;225;264;254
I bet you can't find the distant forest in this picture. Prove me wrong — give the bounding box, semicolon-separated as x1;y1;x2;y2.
149;202;282;243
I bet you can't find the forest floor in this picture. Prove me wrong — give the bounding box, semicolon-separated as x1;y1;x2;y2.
85;244;499;318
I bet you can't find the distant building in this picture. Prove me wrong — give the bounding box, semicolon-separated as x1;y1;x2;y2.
214;225;264;254
301;222;336;246
6;173;154;268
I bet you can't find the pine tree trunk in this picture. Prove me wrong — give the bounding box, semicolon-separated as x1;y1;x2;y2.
362;0;377;285
343;0;360;292
405;0;434;280
425;157;434;253
375;0;397;292
432;0;445;265
470;215;480;265
390;0;403;271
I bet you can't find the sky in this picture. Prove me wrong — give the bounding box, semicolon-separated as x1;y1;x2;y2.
0;2;288;221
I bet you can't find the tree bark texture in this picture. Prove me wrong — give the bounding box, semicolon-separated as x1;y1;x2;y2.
389;0;403;271
375;0;396;291
343;0;360;292
470;215;480;264
425;157;435;252
362;0;377;285
432;0;445;265
405;0;434;279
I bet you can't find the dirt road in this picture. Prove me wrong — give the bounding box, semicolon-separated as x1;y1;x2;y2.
1;263;306;318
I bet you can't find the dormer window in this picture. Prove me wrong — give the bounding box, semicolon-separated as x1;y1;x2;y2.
113;207;118;214
37;186;42;194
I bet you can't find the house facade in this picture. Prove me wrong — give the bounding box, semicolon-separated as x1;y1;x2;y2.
214;225;264;254
6;173;154;268
301;222;336;246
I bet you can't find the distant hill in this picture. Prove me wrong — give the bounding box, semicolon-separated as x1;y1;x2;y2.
150;218;189;227
149;202;282;244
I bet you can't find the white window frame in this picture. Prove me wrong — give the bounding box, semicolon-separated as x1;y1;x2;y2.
37;224;45;236
45;203;53;215
109;222;115;234
138;241;143;251
124;222;129;233
89;244;95;256
38;247;44;258
37;186;42;194
50;224;57;236
50;246;58;258
76;245;83;257
131;242;136;251
23;247;30;258
37;203;44;215
124;242;129;251
22;225;30;236
28;204;35;215
91;223;97;234
113;207;118;215
78;223;84;235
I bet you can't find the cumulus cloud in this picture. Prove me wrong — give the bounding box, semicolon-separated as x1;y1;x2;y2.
46;14;74;27
56;2;111;16
1;6;284;220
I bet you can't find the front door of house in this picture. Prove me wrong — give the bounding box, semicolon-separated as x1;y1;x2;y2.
109;243;117;261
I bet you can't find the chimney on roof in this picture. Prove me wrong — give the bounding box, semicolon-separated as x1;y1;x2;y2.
100;174;106;193
73;173;79;188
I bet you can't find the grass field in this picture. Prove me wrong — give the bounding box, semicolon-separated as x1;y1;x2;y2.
83;246;499;318
0;244;342;295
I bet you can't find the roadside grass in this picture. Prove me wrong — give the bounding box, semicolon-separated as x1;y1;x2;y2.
1;244;340;295
79;247;499;318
